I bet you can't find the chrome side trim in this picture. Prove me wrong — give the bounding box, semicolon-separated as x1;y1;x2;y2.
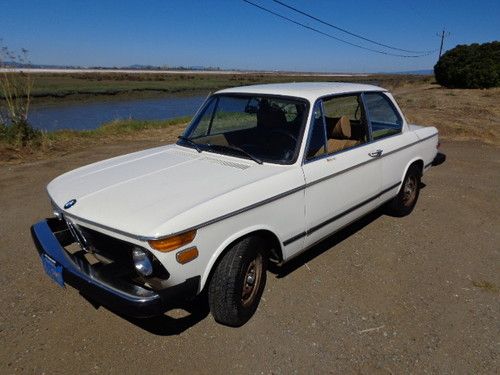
138;184;306;241
53;185;305;242
303;129;436;166
283;181;401;246
51;133;437;241
282;231;307;246
282;195;397;260
383;133;437;157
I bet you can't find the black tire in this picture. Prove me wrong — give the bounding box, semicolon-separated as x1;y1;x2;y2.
208;236;267;327
386;164;421;217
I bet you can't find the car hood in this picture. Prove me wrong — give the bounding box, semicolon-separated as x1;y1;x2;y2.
48;144;297;238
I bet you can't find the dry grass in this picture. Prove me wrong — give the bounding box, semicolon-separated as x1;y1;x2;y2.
472;280;499;293
394;84;500;145
0;118;187;164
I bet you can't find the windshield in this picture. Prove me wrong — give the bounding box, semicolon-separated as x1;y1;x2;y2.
177;94;309;164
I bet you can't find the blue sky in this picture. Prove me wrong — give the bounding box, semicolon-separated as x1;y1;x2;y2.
1;0;498;72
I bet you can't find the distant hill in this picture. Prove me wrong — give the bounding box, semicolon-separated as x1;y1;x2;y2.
2;61;222;71
2;61;84;69
1;61;433;75
392;69;433;75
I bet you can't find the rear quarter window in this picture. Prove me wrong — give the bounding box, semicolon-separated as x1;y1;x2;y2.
364;92;403;140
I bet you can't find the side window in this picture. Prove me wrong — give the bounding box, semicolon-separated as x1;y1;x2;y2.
321;94;368;155
364;92;402;140
305;102;326;160
323;95;361;121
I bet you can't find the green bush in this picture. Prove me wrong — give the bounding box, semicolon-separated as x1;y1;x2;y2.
434;41;500;88
1;42;38;146
0;118;40;146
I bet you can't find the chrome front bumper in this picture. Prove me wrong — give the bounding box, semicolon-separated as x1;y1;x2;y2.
31;218;199;318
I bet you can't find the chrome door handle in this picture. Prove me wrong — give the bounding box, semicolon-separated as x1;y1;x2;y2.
368;149;383;157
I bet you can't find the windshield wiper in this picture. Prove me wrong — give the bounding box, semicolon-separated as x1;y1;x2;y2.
206;143;263;165
178;136;202;153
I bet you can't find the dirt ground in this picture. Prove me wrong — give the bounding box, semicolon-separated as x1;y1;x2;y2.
0;139;498;374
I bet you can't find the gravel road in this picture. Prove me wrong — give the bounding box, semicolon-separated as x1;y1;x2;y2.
0;140;498;374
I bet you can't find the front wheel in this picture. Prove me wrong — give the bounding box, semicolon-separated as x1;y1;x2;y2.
386;164;421;217
208;236;267;327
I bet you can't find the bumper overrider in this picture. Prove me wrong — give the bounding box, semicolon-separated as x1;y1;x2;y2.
432;152;446;166
31;218;200;318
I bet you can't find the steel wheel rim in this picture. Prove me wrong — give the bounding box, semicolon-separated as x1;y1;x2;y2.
241;254;263;307
403;175;417;207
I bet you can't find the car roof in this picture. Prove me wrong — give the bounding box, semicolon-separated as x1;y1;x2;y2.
215;82;386;101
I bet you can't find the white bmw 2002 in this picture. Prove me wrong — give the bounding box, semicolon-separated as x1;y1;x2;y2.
32;82;445;326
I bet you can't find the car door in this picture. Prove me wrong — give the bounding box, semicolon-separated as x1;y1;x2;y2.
300;94;383;248
363;92;417;203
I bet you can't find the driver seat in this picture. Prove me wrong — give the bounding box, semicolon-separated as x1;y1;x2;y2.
257;101;287;129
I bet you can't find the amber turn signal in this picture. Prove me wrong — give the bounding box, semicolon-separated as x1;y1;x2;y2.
176;247;199;264
148;230;197;252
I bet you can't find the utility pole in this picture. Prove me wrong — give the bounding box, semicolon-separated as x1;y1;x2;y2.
437;29;451;59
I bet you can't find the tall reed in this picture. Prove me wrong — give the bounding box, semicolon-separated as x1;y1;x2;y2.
0;41;38;146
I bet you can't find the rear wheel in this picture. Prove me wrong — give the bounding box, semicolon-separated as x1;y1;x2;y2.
208;236;267;327
387;164;421;217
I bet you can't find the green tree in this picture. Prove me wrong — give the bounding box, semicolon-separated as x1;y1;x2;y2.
434;41;500;89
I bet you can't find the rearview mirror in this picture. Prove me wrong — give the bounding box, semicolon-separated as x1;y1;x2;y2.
244;104;258;114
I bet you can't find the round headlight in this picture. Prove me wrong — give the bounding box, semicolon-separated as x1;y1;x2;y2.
132;248;153;277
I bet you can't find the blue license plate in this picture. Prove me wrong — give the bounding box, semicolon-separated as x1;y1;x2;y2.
41;254;64;288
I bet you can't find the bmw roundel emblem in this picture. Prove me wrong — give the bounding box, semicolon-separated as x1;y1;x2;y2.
64;199;77;209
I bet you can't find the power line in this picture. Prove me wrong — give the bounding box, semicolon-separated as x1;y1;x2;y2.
272;0;435;54
242;0;435;58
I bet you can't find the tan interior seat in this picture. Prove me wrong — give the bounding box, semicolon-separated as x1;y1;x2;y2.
324;116;358;154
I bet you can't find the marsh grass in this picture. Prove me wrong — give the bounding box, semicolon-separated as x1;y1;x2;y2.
0;42;39;147
40;116;190;143
93;116;191;134
0;116;190;163
28;73;433;104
